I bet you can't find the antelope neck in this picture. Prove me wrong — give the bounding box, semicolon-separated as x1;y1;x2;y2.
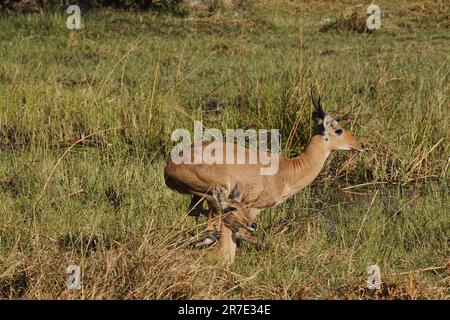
283;134;330;194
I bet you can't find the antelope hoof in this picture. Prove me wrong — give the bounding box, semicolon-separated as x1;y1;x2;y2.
194;233;219;248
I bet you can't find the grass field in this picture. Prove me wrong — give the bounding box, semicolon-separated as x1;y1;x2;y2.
0;0;449;299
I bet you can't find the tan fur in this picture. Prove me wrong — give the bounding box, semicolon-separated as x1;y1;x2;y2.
165;131;362;215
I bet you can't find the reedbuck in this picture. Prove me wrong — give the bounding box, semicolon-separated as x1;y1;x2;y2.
164;91;364;259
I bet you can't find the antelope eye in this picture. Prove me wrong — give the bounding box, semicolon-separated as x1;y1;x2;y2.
335;129;343;135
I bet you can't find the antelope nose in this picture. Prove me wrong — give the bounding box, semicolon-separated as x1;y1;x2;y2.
250;223;258;231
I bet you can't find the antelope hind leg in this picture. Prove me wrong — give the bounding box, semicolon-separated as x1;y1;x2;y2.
187;195;209;217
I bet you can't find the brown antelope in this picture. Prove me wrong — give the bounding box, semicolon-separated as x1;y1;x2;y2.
164;91;364;250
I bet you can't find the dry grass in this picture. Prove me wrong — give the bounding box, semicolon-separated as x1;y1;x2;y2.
0;0;448;299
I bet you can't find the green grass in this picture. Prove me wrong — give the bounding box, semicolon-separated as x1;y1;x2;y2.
0;0;449;299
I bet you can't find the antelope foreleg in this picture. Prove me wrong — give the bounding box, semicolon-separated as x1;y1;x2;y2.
236;233;266;250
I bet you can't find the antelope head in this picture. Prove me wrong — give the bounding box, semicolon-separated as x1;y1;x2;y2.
311;90;364;152
212;184;257;233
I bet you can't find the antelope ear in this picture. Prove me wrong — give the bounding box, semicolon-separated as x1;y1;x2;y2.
212;185;227;210
229;183;243;203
